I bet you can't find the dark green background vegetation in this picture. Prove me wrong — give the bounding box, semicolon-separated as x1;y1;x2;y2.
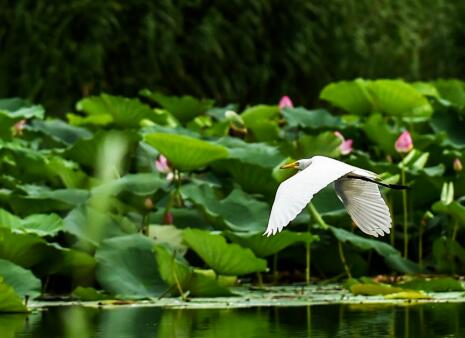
1;0;464;112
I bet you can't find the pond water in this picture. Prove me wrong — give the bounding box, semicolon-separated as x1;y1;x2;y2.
5;303;465;338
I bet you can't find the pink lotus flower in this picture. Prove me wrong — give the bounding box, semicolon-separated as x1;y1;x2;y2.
453;158;463;173
279;96;294;109
334;131;353;155
395;131;413;153
155;155;174;181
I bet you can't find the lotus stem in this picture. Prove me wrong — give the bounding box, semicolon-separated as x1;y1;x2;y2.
256;272;264;287
273;253;279;284
337;241;352;279
419;220;424;270
171;253;187;301
308;203;328;229
401;161;409;258
306;241;311;285
452;219;459;242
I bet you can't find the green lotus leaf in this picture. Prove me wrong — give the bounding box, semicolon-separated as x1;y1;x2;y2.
18;214;64;236
92;173;168;197
226;230;315;258
0;277;27;313
216;137;284;168
363;113;399;154
144;133;228;171
369;80;433;119
95;234;166;298
181;183;269;232
282;107;341;129
31;119;92;145
320;79;373;115
286;132;342;159
140;90;214;123
0;98;44;119
432;237;465;274
76;93;162;127
241;105;280;142
434;79;465;107
183;228;267;276
154;244;233;297
0;259;41;299
330;227;419;274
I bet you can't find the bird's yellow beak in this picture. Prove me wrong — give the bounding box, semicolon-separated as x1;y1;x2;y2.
280;161;299;170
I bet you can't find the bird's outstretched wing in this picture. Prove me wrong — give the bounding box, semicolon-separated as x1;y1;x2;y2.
335;176;391;237
264;157;353;236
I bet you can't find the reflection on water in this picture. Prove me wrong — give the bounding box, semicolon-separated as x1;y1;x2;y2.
6;303;465;338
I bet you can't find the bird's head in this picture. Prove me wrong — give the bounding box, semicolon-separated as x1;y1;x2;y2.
280;158;312;171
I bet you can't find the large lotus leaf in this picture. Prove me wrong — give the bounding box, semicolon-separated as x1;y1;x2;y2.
181;183;269;232
217;160;278;197
31;119;92;145
286;132;341;159
434;79;465;107
369;80;433;119
363;114;399;154
226;230;315;258
215;137;284;168
144;133;228;171
282;107;341;129
0;228;54;268
154;244;233;297
432;237;465;274
0;259;41;299
0;143;86;188
183;229;267;276
430;107;465;148
12;185;89;214
0;209;21;229
0;211;64;236
141;90;214;123
92;173;168;197
0;98;44;120
241;105;280;142
64;206;137;246
0;278;27;313
65;130;138;169
330;227;419;273
95;234;166;298
319;79;373;115
432;200;465;224
76;93;162;127
67;113;113;126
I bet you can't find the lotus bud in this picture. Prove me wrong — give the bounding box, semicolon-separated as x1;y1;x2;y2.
144;198;154;210
334;131;353;155
279;96;293;109
163;211;173;224
155;155;170;173
453;158;463;173
395;131;413;153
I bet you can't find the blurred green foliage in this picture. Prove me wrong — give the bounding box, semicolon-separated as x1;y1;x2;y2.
1;77;465;310
2;0;465;112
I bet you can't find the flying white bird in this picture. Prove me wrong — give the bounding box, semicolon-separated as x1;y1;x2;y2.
265;156;408;238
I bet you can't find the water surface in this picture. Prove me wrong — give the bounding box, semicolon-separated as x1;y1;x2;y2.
6;303;465;338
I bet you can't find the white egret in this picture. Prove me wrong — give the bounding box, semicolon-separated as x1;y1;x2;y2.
265;156;408;237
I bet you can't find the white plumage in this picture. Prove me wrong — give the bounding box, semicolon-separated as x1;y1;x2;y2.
264;156;391;237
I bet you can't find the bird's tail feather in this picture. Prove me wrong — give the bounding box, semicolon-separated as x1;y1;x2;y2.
347;175;410;190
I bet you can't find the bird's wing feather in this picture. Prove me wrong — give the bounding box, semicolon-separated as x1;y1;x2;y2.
265;157;353;236
335;176;391;237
